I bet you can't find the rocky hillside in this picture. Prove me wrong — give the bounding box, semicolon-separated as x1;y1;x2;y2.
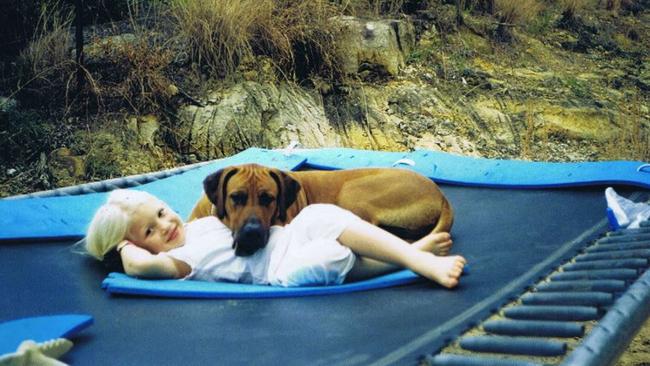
0;1;648;196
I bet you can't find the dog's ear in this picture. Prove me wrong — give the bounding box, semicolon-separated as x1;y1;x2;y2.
270;170;301;222
203;167;238;219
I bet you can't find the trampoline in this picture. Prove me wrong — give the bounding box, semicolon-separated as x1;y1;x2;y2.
1;147;649;366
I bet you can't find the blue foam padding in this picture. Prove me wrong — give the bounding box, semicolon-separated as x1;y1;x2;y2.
0;148;306;241
406;150;650;188
297;148;650;188
102;270;422;298
3;147;650;241
0;314;93;355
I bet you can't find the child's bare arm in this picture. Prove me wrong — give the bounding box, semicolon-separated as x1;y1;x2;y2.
118;241;191;278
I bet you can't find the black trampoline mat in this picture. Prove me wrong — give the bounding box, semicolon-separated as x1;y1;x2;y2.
0;186;619;365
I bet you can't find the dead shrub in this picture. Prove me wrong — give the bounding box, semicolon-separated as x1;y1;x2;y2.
15;1;76;109
605;96;650;161
168;0;258;77
493;0;543;42
339;0;406;17
84;33;175;114
253;0;342;81
557;0;588;29
605;0;621;11
168;0;342;81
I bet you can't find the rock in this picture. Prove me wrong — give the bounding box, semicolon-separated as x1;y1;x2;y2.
127;114;160;147
48;147;85;187
0;97;17;113
332;16;415;77
177;81;342;159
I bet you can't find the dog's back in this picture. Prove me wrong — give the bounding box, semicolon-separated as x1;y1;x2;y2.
287;168;453;238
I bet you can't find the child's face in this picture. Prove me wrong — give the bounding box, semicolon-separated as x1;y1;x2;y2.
126;197;186;254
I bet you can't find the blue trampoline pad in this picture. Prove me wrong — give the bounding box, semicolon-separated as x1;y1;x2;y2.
0;314;93;355
102;271;422;298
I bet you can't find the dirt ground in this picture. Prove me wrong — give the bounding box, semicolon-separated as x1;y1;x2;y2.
617;317;650;366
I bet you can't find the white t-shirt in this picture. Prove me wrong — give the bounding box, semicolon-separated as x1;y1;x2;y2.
165;204;360;286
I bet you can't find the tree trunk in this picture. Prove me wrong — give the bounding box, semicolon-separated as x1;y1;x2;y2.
75;0;84;93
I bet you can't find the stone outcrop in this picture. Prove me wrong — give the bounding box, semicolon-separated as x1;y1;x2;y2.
332;16;415;77
177;82;341;159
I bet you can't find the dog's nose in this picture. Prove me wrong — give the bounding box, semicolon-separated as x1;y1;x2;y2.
234;217;268;256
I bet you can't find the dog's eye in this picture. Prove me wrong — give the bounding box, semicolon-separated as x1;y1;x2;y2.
259;192;274;206
230;192;247;205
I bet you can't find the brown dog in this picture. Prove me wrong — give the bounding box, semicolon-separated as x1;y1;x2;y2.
189;163;453;256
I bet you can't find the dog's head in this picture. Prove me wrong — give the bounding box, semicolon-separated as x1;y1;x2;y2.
203;163;300;256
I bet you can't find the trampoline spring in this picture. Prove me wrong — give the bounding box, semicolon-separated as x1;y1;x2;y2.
598;233;650;244
122;178;142;187
535;280;626;293
550;269;638;281
562;258;648;271
504;305;599;321
460;336;567;357
483;319;584;338
521;292;613;307
79;186;96;194
585;241;650;252
575;249;650;262
608;227;650;236
425;353;543;366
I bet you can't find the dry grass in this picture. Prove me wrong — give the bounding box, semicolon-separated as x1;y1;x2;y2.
253;0;341;80
605;0;621;11
520;104;537;158
493;0;544;41
495;0;543;25
169;0;258;76
556;0;589;29
558;0;589;14
101;37;175;114
168;0;341;80
339;0;406;17
15;1;76;108
605;96;650;161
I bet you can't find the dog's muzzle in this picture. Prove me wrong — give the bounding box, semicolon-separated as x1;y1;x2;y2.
233;217;269;256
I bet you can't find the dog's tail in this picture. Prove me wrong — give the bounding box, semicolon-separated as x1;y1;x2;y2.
432;197;454;233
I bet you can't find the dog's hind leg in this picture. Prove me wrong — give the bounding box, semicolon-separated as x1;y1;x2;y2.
432;197;454;233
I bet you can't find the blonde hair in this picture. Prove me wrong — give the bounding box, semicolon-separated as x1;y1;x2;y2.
85;189;158;260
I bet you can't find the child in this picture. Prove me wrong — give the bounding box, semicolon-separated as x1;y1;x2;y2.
85;189;466;288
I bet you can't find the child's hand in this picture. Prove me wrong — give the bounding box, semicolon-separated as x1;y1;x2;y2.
119;241;156;258
116;240;133;253
117;240;188;278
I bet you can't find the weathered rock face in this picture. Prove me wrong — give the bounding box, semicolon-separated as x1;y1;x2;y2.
332;16;415;77
48;147;85;187
176;82;342;159
126;114;160;148
176;80;436;159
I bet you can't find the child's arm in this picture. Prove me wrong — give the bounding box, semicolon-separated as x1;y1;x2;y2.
118;241;191;279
